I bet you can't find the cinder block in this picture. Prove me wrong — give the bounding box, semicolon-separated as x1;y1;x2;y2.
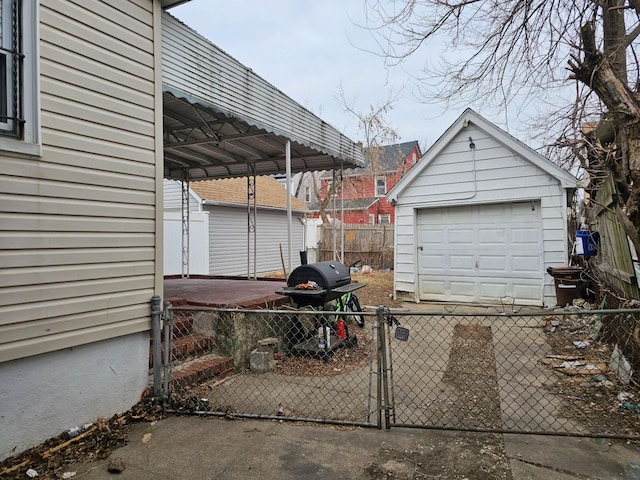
250;349;270;373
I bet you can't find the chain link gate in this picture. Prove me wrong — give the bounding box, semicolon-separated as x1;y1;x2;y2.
380;308;640;439
153;303;640;438
157;305;381;428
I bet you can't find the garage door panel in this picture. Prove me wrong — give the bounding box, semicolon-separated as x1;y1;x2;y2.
450;280;475;297
420;278;446;295
448;228;474;244
477;203;506;218
478;255;506;271
513;282;542;301
417;201;543;304
447;209;473;223
478;228;507;245
449;254;475;272
421;254;445;272
512;255;541;274
479;282;508;299
420;229;443;244
512;228;540;244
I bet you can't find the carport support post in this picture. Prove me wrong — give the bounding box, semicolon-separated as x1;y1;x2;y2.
151;295;163;402
376;306;391;429
286;140;292;275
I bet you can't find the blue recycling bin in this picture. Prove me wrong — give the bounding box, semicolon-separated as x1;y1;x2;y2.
575;230;599;257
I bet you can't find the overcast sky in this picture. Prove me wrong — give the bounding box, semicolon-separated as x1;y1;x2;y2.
169;1;537;152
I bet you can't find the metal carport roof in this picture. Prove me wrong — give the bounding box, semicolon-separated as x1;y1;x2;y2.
163;88;364;181
161;12;364;182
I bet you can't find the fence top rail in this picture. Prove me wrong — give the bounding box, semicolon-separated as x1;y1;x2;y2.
165;306;640;317
167;305;379;316
384;308;640;317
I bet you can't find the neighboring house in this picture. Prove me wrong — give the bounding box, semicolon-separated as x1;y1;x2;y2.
164;176;308;276
387;109;577;307
0;1;363;462
304;141;422;224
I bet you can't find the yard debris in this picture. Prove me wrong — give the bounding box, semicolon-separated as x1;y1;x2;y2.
618;392;634;402
142;433;153;444
107;458;126;473
610;345;634;384
544;358;608;375
0;399;164;480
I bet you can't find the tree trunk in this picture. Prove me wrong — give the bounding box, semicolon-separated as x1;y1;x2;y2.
569;22;640;256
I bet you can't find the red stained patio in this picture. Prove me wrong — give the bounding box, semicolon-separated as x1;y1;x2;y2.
164;276;291;309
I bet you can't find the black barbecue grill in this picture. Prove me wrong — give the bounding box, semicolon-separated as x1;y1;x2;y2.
277;261;363;308
276;261;365;361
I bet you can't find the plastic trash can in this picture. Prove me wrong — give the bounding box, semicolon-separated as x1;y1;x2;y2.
546;265;584;307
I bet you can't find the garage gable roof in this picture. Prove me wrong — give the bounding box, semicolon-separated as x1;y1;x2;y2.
387;108;577;202
192;176;308;212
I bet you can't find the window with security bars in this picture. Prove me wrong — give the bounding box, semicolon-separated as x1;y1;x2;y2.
0;0;21;135
0;0;39;154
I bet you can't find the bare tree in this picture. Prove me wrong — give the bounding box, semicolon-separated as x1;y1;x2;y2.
310;87;401;223
363;0;640;257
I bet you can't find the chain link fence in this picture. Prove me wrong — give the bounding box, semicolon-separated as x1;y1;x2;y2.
153;305;640;438
383;307;640;437
160;306;380;427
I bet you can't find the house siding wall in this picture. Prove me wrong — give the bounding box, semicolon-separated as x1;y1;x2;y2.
0;0;161;460
164;179;201;211
206;205;305;276
0;0;158;364
394;125;568;306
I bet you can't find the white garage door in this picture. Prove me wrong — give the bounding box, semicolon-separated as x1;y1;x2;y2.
417;202;543;305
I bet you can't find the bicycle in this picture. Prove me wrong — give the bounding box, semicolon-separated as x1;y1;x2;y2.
335;289;365;327
330;260;365;328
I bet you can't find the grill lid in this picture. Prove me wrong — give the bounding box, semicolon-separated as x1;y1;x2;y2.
287;261;351;290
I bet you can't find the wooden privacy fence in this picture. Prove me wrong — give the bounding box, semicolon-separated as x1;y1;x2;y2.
318;224;394;269
590;174;639;300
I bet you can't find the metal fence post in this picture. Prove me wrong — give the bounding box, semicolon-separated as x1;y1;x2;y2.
162;302;174;407
376;306;391;429
151;295;163;402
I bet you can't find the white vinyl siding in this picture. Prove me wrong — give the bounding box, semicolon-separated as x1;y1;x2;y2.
207;205;305;276
163;178;201;211
394;123;569;307
164;210;209;276
0;0;158;363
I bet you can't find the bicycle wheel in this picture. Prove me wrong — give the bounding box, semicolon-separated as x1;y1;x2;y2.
343;295;365;327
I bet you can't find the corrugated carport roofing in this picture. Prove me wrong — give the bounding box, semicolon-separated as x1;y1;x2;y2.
163;88;364;181
161;12;364;182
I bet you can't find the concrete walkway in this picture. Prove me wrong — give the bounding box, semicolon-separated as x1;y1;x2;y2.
71;415;640;479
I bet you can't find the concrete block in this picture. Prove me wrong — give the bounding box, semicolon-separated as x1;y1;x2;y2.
250;349;270;373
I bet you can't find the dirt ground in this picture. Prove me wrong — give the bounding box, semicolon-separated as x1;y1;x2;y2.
349;269;404;309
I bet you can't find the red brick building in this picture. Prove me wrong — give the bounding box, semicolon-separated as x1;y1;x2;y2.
307;141;422;224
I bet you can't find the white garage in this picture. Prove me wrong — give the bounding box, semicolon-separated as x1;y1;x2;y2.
387;109;577;306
